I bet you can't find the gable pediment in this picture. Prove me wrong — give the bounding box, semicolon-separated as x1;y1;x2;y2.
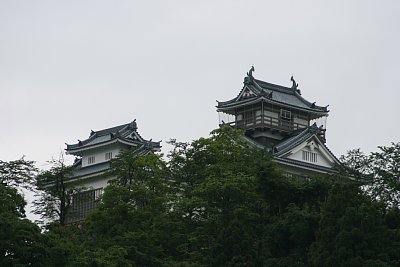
236;86;256;101
276;136;338;169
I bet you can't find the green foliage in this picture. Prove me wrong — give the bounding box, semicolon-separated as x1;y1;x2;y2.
3;128;397;266
0;159;50;266
0;183;48;266
0;157;37;189
73;151;171;267
341;143;400;207
0;182;26;217
309;177;398;266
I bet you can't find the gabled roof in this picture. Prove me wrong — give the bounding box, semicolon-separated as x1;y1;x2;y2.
272;124;340;173
273;124;324;156
217;67;328;115
66;120;161;153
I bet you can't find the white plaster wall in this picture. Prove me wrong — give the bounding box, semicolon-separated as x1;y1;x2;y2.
264;110;279;118
286;146;333;168
81;143;130;168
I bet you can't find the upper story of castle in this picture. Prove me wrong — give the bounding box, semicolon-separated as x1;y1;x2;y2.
217;66;329;146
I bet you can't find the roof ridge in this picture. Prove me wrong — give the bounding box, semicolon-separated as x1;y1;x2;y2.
94;123;130;136
253;78;294;94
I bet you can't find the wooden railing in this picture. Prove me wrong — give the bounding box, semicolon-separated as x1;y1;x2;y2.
231;115;307;132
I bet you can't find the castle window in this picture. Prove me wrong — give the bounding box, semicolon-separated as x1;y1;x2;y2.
88;156;95;165
280;109;291;120
105;152;112;160
302;151;317;163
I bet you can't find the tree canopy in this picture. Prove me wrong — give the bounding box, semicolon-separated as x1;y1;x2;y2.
2;131;400;266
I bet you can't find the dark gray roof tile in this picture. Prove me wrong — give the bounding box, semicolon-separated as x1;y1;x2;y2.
66;120;160;151
217;74;328;114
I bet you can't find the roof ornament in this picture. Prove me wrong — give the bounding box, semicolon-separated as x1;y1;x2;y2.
311;102;316;108
291;76;298;89
90;130;95;136
291;75;302;95
244;66;255;85
78;140;82;146
247;65;255;78
267;91;273;99
129;119;137;129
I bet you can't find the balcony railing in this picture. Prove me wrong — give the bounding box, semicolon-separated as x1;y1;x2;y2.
229;115;308;132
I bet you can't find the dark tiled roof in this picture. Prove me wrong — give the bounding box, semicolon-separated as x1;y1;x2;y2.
67;143;156;181
69;160;110;180
237;123;339;173
240;135;267;150
66;120;161;152
272;123;340;164
273;124;321;156
217;72;328;114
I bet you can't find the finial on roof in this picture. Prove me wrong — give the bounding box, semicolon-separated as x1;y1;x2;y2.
311;102;316;108
291;75;299;90
90;130;95;136
129;119;137;129
247;66;255;77
244;66;255;85
78;140;82;146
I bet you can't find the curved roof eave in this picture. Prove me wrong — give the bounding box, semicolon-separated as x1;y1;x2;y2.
273;158;339;174
66;137;144;153
217;96;329;114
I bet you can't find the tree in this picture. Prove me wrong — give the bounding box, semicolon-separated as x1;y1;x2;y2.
368;143;400;207
44;129;400;266
309;177;397;266
0;157;37;189
341;143;400;207
34;154;83;226
0;159;48;266
167;127;278;266
72;152;171;266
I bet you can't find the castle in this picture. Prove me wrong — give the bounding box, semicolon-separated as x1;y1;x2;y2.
63;120;160;223
62;67;338;223
217;67;339;177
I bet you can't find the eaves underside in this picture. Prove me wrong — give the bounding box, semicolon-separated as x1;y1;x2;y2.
217;96;328;115
66;138;143;153
273;157;338;174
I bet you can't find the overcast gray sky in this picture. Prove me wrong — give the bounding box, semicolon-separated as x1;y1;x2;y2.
1;0;399;169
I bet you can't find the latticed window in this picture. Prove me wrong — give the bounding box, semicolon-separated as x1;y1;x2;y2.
65;188;103;224
280;109;291;120
105;152;112;160
88;156;95;164
302;151;318;163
